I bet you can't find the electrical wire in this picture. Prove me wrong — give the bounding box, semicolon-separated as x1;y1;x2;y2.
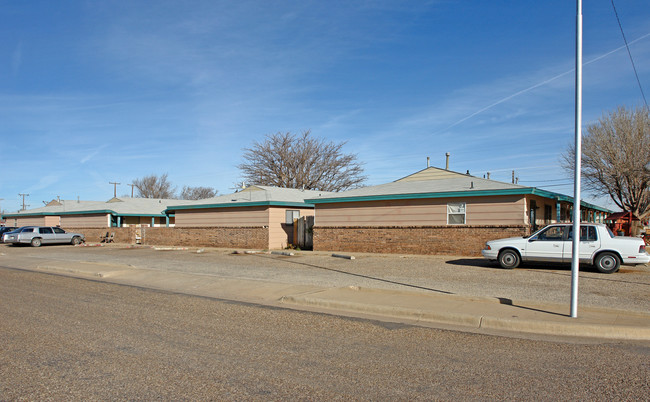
611;0;649;109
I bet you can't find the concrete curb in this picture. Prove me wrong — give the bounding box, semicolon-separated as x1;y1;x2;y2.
280;287;650;341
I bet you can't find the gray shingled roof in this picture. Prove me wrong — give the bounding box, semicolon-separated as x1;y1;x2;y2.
306;175;528;202
4;197;196;217
167;185;335;210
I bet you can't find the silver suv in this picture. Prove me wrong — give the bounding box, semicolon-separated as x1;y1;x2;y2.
2;226;85;247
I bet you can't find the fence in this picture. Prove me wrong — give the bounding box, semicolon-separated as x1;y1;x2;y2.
293;216;314;250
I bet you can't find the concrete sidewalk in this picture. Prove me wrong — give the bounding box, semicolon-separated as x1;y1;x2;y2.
21;258;650;342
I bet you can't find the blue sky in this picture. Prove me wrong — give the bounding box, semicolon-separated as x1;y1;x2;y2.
1;0;649;213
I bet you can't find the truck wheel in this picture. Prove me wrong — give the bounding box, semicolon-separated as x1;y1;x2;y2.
595;252;620;274
498;249;520;269
31;238;42;247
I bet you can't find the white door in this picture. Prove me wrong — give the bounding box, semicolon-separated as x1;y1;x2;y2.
563;225;600;262
524;225;566;261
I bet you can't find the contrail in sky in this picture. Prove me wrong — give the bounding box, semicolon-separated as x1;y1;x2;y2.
436;32;650;134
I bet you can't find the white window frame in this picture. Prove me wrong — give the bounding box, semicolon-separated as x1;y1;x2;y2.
285;210;300;225
447;202;466;225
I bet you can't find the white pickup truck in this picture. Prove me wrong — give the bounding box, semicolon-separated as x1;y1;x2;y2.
482;223;649;274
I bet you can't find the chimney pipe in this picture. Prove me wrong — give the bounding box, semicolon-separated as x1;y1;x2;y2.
445;152;450;170
487;172;491;180
427;157;430;168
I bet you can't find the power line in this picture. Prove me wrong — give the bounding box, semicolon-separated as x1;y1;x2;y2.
611;0;649;109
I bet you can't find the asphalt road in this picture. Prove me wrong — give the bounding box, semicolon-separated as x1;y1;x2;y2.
1;267;648;400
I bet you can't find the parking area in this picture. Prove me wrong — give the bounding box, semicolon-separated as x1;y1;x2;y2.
1;243;648;313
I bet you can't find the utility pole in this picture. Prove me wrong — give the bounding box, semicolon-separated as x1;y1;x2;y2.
109;182;120;198
570;0;583;318
127;183;136;198
18;193;29;210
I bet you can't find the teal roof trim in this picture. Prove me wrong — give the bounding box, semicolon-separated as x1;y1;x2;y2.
306;188;612;213
2;210;166;218
165;201;313;213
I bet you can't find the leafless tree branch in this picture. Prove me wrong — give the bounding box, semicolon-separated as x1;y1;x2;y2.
238;131;367;192
562;106;650;218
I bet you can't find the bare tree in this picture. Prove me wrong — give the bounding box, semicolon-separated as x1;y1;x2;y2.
132;173;177;199
180;186;217;200
238;131;366;192
562;106;650;218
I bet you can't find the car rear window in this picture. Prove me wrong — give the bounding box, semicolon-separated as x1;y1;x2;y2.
39;227;54;234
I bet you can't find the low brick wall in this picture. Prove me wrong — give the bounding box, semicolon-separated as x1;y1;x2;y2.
142;227;268;249
313;226;529;256
64;226;269;249
64;227;136;244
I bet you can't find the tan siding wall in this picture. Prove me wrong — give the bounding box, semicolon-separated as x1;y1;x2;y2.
175;206;269;227
60;214;110;228
11;217;47;227
44;216;60;226
268;207;315;249
315;196;526;227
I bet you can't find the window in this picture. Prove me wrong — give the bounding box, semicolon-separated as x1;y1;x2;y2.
447;202;466;225
53;227;65;234
567;226;598;241
285;210;300;225
536;226;564;241
544;205;552;223
39;227;53;234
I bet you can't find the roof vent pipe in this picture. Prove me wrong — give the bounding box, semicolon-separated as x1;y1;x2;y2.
487;172;491;180
445;152;450;170
427;156;430;168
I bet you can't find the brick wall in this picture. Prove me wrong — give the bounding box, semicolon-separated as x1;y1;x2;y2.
64;226;269;249
313;225;529;256
142;227;268;249
64;227;136;244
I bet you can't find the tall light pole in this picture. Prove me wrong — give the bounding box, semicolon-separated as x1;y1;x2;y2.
570;0;583;318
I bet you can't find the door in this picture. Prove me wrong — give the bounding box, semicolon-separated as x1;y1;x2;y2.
563;225;599;263
524;225;566;262
53;227;71;243
38;227;56;244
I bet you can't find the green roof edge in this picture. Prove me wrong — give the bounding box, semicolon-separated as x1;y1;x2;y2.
2;210;166;218
165;200;313;213
305;188;612;213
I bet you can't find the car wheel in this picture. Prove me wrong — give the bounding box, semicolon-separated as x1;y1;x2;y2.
595;252;620;274
31;238;42;247
498;249;520;269
71;236;81;245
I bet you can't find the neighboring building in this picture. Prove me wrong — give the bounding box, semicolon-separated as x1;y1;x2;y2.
164;185;333;249
1;197;193;228
306;167;612;256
